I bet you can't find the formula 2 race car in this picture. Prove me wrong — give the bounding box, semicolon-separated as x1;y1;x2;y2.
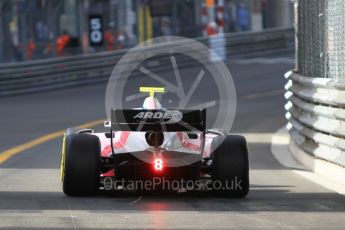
60;87;249;197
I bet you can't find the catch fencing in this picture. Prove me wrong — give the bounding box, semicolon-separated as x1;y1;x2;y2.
286;0;345;167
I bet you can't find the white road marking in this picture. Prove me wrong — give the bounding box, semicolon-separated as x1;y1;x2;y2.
238;129;345;195
235;58;263;64
126;93;146;102
187;101;217;110
179;69;205;108
243;89;284;100
271;127;345;196
271;127;305;170
139;67;179;93
69;210;77;230
258;57;295;64
129;196;142;205
170;56;185;98
236;133;273;144
236;57;295;65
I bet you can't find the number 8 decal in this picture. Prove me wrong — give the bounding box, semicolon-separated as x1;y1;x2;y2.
153;158;163;171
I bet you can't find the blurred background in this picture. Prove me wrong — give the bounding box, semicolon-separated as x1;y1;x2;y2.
0;0;293;63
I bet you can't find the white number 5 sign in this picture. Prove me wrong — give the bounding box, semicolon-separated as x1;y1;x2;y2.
89;15;103;46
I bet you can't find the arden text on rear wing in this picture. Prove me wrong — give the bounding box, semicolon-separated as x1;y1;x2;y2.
111;109;206;132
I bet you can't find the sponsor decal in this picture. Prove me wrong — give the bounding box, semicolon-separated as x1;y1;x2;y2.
133;110;183;123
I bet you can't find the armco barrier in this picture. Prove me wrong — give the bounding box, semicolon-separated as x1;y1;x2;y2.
285;71;345;167
0;28;293;97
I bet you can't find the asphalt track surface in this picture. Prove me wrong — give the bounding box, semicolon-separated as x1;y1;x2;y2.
0;54;344;229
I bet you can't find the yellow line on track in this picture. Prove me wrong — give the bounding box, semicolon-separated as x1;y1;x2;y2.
0;119;104;164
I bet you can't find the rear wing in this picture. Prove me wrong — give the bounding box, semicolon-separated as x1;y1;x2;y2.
111;109;206;132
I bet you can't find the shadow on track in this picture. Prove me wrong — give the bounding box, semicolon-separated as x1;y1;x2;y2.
1;185;344;213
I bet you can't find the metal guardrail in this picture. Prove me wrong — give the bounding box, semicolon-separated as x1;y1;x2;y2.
0;28;293;97
285;71;345;167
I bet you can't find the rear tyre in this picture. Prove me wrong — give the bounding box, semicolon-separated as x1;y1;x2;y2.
61;134;100;196
211;135;249;198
